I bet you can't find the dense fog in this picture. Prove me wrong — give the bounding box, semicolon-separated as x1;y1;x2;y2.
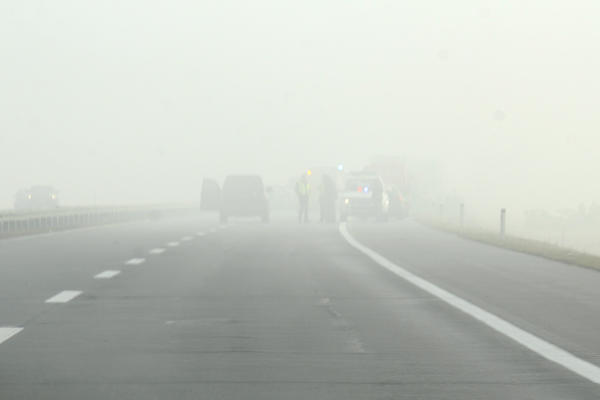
2;0;600;240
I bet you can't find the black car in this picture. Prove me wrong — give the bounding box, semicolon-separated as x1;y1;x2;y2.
220;175;269;223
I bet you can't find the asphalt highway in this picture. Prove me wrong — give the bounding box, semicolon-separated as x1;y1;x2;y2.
0;214;599;399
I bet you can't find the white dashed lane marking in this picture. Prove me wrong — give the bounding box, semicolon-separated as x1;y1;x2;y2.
149;248;166;255
0;327;23;344
94;270;121;279
45;290;83;304
125;258;146;265
167;242;179;247
181;236;193;241
196;232;205;237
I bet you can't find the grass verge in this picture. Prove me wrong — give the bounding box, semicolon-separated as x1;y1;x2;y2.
419;218;600;272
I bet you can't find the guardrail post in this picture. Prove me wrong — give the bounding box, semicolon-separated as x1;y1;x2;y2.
459;203;464;228
500;208;506;236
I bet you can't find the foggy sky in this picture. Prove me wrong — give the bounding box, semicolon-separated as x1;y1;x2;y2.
2;0;600;210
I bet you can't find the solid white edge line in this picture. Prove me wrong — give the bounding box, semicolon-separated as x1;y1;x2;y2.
339;222;600;385
94;270;121;279
0;327;23;344
45;290;83;304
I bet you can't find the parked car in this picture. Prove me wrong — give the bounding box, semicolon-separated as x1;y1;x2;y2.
14;186;59;210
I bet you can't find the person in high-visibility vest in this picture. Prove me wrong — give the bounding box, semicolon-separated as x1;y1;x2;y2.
295;174;310;223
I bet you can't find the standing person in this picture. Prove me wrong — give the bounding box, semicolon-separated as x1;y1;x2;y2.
319;174;337;223
295;174;310;223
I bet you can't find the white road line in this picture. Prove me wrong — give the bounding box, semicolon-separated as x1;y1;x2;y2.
208;228;217;233
0;327;23;344
94;270;121;279
181;236;193;241
125;258;146;265
196;232;205;237
149;248;166;255
339;223;600;385
45;290;83;304
167;241;179;247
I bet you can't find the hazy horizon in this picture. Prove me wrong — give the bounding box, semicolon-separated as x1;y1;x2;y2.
2;0;600;212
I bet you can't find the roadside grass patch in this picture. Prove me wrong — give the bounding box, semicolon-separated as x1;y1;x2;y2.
419;218;600;272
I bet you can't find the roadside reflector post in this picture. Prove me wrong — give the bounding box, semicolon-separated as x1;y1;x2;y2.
439;204;443;221
459;203;464;228
500;208;506;236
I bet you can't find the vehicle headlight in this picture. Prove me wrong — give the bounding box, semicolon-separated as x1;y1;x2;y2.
344;198;350;205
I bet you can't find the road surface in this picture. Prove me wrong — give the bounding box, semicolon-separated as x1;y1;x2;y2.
0;214;599;399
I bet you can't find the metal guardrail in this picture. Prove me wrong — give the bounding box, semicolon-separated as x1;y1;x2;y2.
0;205;197;236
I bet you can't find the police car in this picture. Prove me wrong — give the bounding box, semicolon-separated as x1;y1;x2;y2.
339;174;389;222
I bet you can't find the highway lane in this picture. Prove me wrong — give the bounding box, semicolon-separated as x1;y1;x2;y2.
349;219;600;368
0;214;218;328
0;216;599;399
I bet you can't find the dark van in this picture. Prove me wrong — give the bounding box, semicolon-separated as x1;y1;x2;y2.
220;175;269;223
